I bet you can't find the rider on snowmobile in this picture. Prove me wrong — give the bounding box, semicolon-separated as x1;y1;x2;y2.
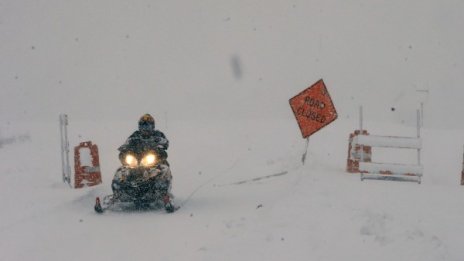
119;113;169;160
112;113;174;211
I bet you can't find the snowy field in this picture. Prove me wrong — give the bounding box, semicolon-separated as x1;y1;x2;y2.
1;117;464;261
1;1;464;260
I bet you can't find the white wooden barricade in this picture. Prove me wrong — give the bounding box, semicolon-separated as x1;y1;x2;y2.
351;107;423;184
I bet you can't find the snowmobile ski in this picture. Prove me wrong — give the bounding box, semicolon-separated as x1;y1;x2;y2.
94;197;104;213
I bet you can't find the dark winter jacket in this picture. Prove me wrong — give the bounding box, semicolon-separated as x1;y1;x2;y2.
118;130;169;160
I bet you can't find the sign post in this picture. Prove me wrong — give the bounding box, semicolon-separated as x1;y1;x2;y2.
301;136;310;165
59;114;72;187
289;79;338;164
461;145;464;186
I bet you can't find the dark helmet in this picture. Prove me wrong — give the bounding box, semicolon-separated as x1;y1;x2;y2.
138;114;155;132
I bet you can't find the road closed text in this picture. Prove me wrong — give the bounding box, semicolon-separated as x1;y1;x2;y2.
296;96;326;124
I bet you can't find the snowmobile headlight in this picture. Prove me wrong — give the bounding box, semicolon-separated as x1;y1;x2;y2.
124;154;138;168
141;153;157;167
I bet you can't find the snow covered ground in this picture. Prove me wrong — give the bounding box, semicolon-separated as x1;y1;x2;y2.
1;117;464;261
2;1;464;260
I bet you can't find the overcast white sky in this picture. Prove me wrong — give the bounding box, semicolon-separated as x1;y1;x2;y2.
1;1;463;127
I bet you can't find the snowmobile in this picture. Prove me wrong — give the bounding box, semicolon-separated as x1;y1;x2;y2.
94;140;176;213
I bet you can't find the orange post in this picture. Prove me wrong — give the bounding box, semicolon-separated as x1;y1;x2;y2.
346;130;371;173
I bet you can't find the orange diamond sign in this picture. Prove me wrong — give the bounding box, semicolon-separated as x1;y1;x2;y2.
289;79;338;138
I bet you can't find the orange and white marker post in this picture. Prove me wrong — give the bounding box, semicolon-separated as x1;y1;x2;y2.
74;141;102;188
461;145;464;186
289;79;338;164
